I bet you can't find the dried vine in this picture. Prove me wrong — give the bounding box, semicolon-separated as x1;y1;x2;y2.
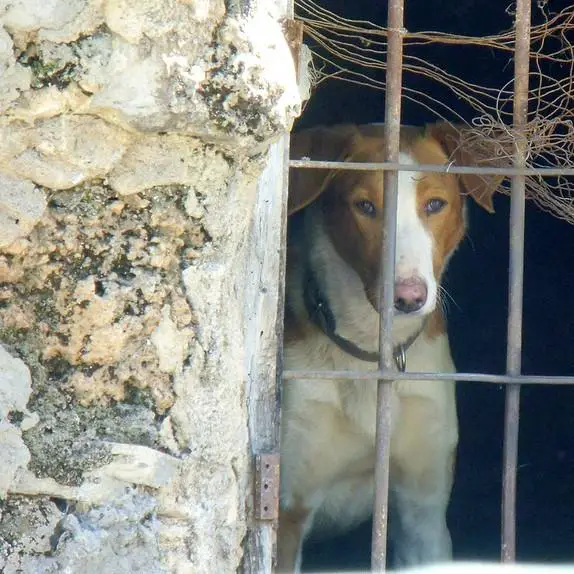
296;1;574;222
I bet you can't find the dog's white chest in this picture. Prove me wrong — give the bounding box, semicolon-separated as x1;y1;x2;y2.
283;335;391;444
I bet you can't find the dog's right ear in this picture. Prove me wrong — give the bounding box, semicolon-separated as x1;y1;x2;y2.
427;122;510;214
288;125;360;215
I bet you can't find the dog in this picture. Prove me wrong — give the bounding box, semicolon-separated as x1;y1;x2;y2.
278;123;501;572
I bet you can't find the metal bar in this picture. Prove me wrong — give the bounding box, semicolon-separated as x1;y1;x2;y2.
282;370;574;385
502;0;531;562
372;0;405;570
290;159;574;177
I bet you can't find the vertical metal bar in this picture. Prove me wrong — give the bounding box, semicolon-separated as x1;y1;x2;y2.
501;0;531;562
371;0;405;571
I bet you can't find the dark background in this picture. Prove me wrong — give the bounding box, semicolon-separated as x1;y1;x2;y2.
292;0;574;570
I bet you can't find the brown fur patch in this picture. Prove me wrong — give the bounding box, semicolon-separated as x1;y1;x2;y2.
425;122;504;213
277;506;311;572
425;309;446;339
284;301;312;344
321;137;387;309
410;138;466;280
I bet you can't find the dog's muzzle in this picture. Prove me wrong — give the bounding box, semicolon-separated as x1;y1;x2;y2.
394;276;428;314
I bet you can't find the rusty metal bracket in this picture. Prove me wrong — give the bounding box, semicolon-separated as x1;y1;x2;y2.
282;18;304;80
254;453;280;521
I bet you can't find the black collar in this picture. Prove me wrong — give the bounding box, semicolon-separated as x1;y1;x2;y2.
303;266;426;372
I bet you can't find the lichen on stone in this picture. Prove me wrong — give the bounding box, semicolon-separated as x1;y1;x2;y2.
17;41;79;90
0;182;200;413
0;496;64;559
0;345;36;496
0;0;301;569
0;492;164;573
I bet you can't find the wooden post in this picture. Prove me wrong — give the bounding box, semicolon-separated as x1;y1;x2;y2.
242;134;290;573
242;0;294;569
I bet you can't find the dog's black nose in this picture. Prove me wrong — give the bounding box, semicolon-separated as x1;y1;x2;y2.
394;277;427;314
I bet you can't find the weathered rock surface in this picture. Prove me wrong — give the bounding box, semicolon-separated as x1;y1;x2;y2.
0;0;300;571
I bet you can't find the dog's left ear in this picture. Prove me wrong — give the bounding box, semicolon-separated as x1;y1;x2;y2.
288;125;361;215
427;122;509;213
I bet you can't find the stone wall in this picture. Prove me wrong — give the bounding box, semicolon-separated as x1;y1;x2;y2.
0;0;300;571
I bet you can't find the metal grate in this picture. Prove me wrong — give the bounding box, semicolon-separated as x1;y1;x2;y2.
281;0;574;570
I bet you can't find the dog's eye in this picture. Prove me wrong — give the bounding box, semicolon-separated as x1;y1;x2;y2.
354;199;376;218
424;198;447;215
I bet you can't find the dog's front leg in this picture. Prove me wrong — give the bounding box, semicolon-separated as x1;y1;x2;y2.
276;505;313;573
389;392;457;568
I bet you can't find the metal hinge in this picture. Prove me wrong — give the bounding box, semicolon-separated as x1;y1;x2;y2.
254;453;280;521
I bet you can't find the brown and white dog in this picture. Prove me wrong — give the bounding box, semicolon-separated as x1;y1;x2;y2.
278;123;500;572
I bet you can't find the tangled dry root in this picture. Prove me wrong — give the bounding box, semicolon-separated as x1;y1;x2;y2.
296;1;574;222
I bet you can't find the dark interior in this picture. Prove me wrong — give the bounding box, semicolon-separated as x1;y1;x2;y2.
292;0;574;570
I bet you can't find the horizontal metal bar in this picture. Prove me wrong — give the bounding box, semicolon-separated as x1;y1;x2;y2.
290;159;574;177
282;369;574;385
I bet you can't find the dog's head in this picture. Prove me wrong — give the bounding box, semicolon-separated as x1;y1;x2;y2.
289;123;502;317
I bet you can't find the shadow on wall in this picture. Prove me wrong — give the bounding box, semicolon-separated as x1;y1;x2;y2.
294;0;574;570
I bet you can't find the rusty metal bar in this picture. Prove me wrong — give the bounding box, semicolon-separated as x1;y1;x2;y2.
289;159;574;177
372;0;405;570
502;0;531;562
282;370;574;385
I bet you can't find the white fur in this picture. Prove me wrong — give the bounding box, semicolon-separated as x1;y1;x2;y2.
396;153;437;314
